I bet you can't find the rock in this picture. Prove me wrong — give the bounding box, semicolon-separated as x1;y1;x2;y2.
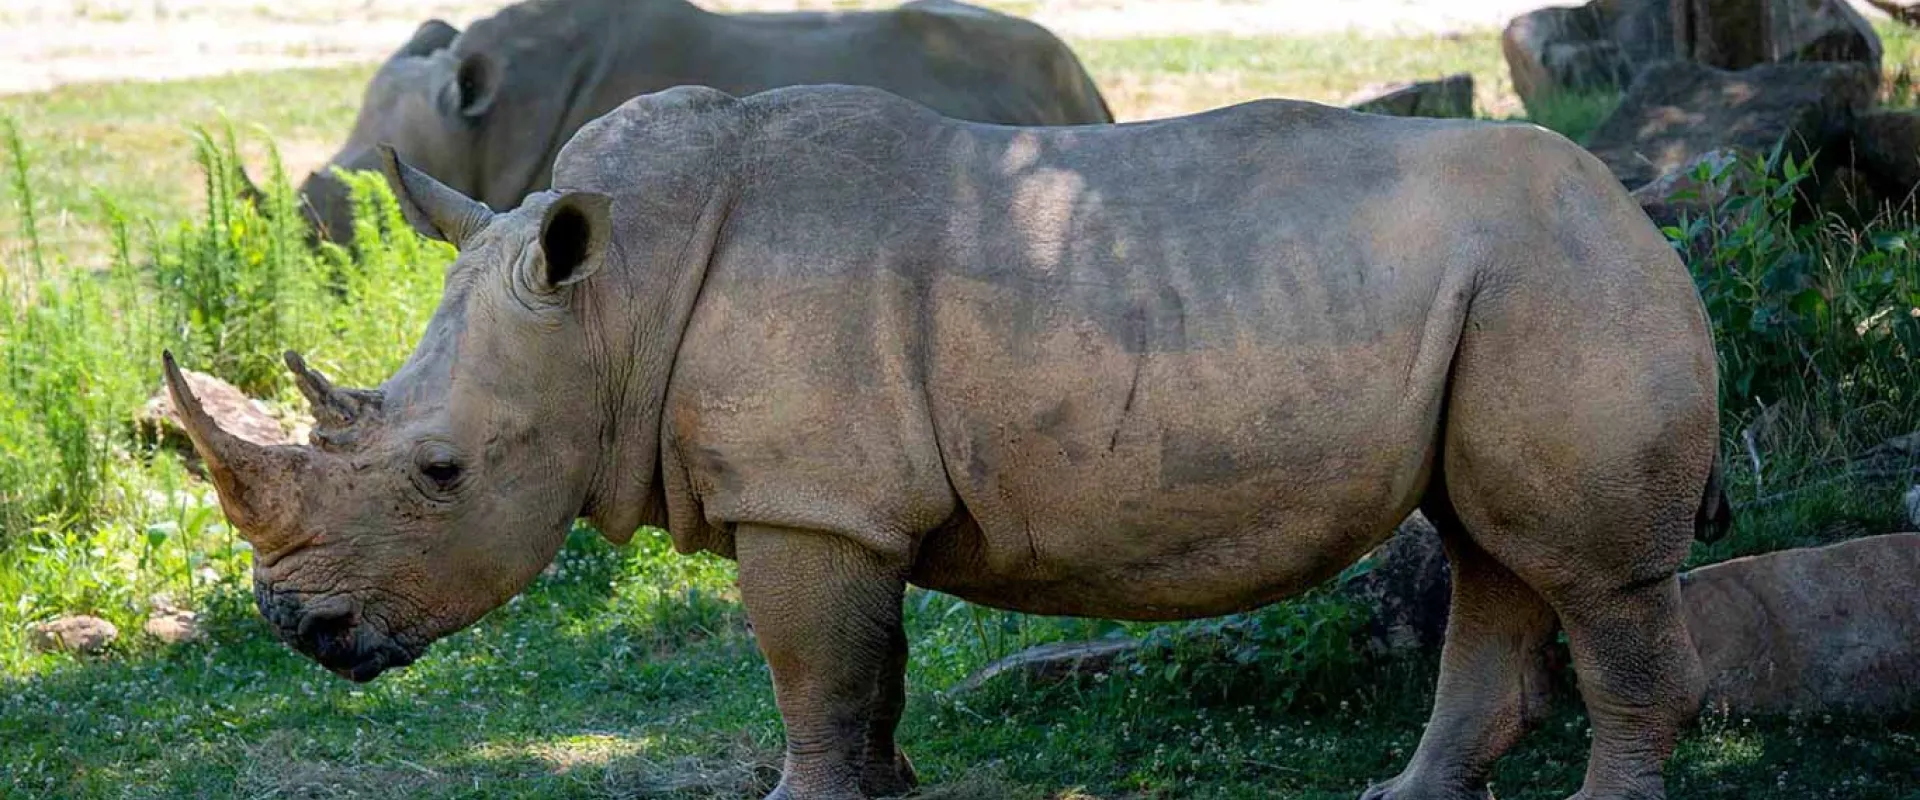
1340;512;1452;655
1905;486;1919;529
1631;147;1754;230
1866;0;1920;25
947;639;1139;697
1682;533;1920;716
140;368;292;460
1675;0;1880;68
1504;0;1876;115
143;601;205;645
1502;0;1670;115
1847;109;1920;206
29;615;118;654
1768;0;1882;65
1674;0;1773;68
1347;74;1475;119
1584;59;1876;190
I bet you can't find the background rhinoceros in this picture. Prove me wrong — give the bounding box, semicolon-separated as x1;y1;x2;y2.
289;0;1112;245
168;83;1724;799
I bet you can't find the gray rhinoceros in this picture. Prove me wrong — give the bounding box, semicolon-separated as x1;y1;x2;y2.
167;85;1723;800
287;0;1111;246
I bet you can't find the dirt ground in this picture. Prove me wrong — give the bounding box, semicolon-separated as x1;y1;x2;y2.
0;0;1578;95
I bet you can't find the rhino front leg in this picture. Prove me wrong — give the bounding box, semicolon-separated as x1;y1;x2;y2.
737;524;908;800
859;622;918;797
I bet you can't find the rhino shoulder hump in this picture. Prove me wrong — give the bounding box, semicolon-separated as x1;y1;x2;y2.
554;86;746;185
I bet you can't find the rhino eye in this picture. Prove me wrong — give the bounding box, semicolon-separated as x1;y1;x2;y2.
421;461;462;488
412;445;466;498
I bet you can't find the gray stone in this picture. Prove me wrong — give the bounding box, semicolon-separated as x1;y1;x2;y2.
1866;0;1920;25
947;639;1139;697
1584;59;1876;189
1847;109;1920;206
29;615;118;654
1340;512;1452;655
142;368;292;449
1502;0;1661;115
1768;0;1882;65
1683;533;1920;716
143;601;205;645
1347;74;1475;119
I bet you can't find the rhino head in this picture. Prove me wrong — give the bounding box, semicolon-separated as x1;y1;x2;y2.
293;20;506;246
168;147;622;681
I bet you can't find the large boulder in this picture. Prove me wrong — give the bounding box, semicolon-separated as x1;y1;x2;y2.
1847;109;1920;206
1502;0;1676;115
1346;74;1475;119
1339;512;1452;655
1673;0;1772;68
1504;0;1878;115
1767;0;1882;65
139;368;293;470
1683;533;1920;716
1631;147;1753;230
29;615;118;654
1583;59;1876;190
1865;0;1920;25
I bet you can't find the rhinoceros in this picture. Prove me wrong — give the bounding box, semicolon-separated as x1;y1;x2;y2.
167;84;1724;799
284;0;1111;246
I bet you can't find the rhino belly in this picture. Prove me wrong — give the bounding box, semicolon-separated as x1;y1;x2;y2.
917;340;1439;621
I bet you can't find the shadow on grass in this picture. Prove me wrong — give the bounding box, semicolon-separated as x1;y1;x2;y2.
3;525;1918;799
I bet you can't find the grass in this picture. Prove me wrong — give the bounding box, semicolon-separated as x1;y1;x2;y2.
2;21;1919;800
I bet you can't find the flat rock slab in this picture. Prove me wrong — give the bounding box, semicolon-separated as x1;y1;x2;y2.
30;615;118;654
141;368;292;450
1683;533;1920;716
1347;74;1475;118
1584;59;1877;190
948;639;1140;697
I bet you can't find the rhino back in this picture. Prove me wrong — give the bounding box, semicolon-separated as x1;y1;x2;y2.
664;87;1550;618
457;0;1106;209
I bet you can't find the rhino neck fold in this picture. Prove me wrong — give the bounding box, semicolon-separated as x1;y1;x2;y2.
583;172;736;544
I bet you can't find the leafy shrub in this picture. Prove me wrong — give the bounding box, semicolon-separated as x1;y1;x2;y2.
1667;147;1920;468
0;122;446;667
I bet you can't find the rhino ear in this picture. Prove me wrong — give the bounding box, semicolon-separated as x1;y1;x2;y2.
445;52;498;119
535;192;612;291
377;144;494;247
396;19;459;58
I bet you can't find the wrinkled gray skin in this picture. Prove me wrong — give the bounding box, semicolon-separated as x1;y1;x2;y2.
292;0;1111;246
171;86;1722;799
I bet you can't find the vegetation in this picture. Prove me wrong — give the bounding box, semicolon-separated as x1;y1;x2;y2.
2;24;1918;800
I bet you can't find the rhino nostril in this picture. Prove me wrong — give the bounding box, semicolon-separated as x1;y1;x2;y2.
295;607;357;659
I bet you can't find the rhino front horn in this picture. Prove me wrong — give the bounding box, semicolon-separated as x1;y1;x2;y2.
163;351;310;554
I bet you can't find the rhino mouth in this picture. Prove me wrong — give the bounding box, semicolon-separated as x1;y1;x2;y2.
316;638;420;683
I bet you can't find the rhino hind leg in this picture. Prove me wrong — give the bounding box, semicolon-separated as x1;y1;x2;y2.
737;524;909;800
1361;503;1558;800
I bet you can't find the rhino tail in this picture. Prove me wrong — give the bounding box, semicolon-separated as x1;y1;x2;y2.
1695;455;1732;544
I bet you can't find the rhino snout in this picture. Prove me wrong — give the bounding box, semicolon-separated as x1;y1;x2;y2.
259;589;417;682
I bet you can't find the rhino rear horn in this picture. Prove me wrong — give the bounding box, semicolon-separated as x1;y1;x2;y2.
162;351;311;553
284;351;382;436
377;144;494;248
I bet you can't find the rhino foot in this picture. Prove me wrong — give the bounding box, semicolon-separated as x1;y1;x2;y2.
1358;774;1493;800
859;748;917;797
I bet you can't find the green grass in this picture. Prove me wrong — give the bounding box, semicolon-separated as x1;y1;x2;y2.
2;23;1919;800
